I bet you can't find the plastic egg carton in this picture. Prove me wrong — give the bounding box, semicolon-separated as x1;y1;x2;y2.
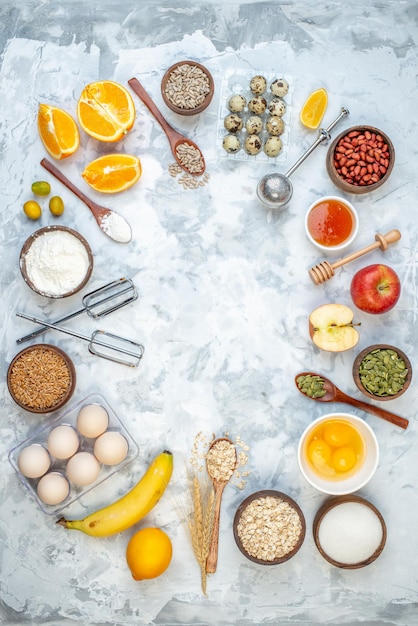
8;392;139;515
217;68;293;163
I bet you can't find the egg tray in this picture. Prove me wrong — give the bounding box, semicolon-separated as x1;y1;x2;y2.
217;68;293;163
8;392;139;515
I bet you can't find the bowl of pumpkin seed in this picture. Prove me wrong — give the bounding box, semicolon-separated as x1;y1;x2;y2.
352;344;412;401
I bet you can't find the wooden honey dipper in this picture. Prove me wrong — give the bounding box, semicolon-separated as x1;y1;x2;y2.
309;229;401;285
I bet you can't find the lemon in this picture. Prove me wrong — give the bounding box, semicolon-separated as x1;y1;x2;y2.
23;200;42;220
31;181;51;196
49;196;64;216
126;527;172;581
300;88;328;129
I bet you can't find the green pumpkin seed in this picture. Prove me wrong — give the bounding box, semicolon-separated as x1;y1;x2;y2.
359;348;408;397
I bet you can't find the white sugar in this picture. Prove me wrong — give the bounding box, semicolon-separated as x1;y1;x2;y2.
318;501;384;565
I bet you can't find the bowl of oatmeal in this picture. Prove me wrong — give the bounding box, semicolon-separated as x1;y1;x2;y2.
233;489;306;564
7;344;76;413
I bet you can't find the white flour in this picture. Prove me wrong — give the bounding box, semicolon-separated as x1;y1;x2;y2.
23;230;91;296
100;212;132;243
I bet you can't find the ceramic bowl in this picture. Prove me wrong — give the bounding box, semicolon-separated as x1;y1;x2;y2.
20;225;93;298
305;195;359;253
313;494;387;569
7;344;76;414
297;412;379;496
161;60;214;115
233;489;306;564
353;344;412;401
326;125;395;194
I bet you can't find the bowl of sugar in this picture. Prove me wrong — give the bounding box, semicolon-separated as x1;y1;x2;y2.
313;494;387;568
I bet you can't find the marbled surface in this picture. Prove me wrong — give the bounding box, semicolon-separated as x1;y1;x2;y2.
1;1;418;624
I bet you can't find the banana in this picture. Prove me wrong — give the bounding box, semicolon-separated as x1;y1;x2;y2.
57;450;173;537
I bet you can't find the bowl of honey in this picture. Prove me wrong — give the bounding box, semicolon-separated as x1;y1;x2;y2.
305;195;359;253
297;412;379;495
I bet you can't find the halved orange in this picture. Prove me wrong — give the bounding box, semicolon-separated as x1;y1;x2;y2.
81;153;142;193
300;88;328;129
77;80;135;142
37;104;80;160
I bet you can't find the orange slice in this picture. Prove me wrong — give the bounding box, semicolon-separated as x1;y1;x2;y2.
81;153;142;193
300;88;328;129
37;104;80;160
77;80;135;142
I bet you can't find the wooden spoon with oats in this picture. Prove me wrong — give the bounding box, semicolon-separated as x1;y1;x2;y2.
128;77;206;176
205;437;238;574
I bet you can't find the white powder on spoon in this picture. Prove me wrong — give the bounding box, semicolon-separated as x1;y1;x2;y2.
317;501;384;565
23;230;91;296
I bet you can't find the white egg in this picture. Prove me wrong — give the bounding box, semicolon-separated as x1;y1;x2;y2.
76;404;109;438
47;424;79;459
66;451;101;486
37;472;70;505
93;431;129;465
18;444;51;478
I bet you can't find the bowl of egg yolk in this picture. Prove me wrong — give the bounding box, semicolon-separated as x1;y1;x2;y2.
297;412;379;495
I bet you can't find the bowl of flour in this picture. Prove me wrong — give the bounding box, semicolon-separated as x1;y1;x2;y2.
20;226;93;298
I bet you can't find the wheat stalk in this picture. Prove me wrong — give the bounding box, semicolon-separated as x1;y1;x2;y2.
187;470;215;595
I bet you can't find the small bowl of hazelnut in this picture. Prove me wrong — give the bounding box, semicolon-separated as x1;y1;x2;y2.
233;489;306;564
326;125;395;194
161;60;214;116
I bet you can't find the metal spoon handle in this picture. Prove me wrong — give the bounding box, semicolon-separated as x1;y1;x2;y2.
286;107;349;178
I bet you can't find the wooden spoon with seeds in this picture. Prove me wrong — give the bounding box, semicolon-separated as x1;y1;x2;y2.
128;77;206;176
205;437;238;574
295;371;409;430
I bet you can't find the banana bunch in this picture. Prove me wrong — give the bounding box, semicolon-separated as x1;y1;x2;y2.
57;450;173;537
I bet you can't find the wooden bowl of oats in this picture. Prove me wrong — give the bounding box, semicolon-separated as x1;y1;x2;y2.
7;344;76;414
161;60;214;116
233;489;306;565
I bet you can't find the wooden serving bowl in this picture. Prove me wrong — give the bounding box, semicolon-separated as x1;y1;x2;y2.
353;344;412;401
161;60;214;116
20;225;93;298
326;125;395;194
233;489;306;565
313;494;387;569
7;344;76;414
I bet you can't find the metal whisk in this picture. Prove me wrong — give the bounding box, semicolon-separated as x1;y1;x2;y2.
17;277;138;344
16;313;145;367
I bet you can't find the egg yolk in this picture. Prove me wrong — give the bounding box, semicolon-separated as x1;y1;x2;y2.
305;418;364;481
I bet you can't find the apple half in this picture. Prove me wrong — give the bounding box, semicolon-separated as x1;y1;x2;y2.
309;303;360;352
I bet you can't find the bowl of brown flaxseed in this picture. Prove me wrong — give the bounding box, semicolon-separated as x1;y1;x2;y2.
161;60;214;116
233;489;306;565
7;344;76;414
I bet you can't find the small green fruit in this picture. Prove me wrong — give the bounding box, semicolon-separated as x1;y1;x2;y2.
31;181;51;196
23;200;42;220
49;195;64;216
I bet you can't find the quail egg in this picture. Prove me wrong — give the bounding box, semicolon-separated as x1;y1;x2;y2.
271;78;289;98
266;115;285;136
245;115;263;135
227;94;246;113
269;98;287;117
250;75;267;95
264;136;283;157
248;96;267;115
222;134;241;154
224;113;243;133
244;134;262;155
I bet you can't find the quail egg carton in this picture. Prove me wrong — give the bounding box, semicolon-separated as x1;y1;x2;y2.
217;68;293;163
8;392;139;515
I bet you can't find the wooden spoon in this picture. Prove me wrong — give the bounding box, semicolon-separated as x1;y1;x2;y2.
205;437;238;574
128;77;206;176
41;158;132;243
295;371;409;430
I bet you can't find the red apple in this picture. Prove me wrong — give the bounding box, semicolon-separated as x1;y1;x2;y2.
350;264;401;314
